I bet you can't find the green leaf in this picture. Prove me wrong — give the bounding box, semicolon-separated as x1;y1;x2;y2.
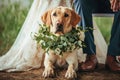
63;42;67;46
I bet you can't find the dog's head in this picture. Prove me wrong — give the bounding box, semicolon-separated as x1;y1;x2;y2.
41;6;80;36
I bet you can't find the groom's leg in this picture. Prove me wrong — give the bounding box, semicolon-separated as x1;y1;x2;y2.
106;11;120;72
73;0;112;71
74;0;112;55
108;11;120;56
73;0;95;54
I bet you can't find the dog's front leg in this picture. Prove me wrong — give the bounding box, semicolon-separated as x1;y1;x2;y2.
65;51;78;79
42;52;56;78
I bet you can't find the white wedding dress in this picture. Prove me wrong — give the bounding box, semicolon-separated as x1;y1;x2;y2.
0;0;107;72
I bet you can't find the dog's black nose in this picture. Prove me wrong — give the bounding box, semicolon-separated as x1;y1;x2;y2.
57;23;63;27
56;23;63;31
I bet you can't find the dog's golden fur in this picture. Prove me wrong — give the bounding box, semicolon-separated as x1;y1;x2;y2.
41;6;80;79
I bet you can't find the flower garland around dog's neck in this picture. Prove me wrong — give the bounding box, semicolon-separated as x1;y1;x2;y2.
34;24;85;55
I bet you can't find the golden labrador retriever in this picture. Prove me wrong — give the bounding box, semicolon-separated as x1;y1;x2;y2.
41;6;80;79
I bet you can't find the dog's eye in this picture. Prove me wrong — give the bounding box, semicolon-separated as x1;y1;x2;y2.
64;13;69;17
53;12;57;16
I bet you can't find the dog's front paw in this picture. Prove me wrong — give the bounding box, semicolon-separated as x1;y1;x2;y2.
65;69;77;79
42;67;54;78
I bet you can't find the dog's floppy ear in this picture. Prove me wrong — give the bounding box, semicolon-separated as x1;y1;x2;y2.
41;10;52;27
70;10;81;27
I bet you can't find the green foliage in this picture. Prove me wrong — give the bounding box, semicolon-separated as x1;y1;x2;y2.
34;24;85;55
0;2;31;55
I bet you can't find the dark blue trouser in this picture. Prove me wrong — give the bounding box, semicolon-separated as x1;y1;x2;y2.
73;0;112;55
107;11;120;56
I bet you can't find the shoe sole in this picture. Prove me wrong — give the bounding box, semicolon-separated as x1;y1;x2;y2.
78;63;98;72
105;64;120;73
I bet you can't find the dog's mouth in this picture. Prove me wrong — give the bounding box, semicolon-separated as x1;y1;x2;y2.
55;30;64;36
55;28;64;34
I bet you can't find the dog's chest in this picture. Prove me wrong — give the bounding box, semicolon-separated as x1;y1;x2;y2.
56;56;67;67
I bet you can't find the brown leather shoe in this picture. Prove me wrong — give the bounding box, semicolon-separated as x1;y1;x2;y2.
105;55;120;72
79;54;98;71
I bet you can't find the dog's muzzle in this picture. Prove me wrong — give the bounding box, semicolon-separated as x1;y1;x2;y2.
55;23;63;33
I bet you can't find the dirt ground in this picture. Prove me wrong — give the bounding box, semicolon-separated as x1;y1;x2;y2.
0;64;120;80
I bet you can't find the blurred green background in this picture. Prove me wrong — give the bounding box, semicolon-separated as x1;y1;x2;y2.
93;17;113;44
0;0;113;56
0;0;33;55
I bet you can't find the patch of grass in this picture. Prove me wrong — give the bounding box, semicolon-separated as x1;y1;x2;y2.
0;2;31;56
93;17;114;44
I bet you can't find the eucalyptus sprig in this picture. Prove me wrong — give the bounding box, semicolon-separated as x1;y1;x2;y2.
34;24;85;55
